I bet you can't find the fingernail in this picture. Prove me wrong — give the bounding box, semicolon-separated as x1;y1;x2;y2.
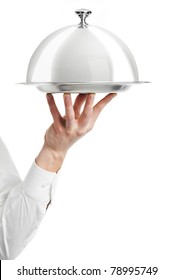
111;93;117;98
89;93;95;98
46;93;52;98
63;93;70;97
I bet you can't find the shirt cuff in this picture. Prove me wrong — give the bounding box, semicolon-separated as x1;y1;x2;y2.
21;161;59;203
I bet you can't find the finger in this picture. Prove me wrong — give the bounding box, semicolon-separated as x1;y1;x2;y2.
63;93;75;129
73;94;88;119
93;93;117;122
46;93;63;126
80;93;95;126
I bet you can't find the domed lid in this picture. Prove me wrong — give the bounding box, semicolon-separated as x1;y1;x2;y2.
21;9;148;93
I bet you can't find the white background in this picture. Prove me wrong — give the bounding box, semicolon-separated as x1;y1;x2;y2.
0;0;173;279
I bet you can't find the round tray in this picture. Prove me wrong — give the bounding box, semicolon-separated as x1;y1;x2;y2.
18;82;149;93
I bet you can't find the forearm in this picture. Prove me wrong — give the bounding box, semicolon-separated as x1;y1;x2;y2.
35;143;67;173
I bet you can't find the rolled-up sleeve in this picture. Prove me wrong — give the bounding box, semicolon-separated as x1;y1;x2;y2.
0;159;59;260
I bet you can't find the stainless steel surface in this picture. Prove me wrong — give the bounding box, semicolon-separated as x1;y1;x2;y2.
21;9;148;92
19;82;149;93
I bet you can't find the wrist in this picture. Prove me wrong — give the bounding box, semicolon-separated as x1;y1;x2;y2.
35;144;67;173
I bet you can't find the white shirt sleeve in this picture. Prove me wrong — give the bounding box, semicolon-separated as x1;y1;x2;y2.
0;138;59;260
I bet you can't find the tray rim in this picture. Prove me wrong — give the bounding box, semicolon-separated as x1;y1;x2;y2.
17;81;150;93
18;81;150;85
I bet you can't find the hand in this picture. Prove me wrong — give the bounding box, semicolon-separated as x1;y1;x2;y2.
36;92;117;172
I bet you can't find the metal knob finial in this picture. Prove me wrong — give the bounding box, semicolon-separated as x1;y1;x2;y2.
75;9;92;28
